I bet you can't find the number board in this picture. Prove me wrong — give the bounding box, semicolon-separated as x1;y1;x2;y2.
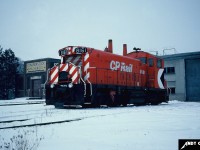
59;49;67;56
75;47;87;54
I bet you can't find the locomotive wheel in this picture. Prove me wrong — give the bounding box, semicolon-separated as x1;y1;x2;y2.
108;90;116;106
122;103;127;107
107;90;119;107
91;92;101;108
121;96;128;107
82;103;93;108
150;101;161;105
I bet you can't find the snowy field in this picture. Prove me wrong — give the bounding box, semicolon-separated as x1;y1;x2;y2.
0;98;200;150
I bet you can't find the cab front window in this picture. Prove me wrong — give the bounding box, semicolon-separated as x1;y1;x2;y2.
65;55;82;66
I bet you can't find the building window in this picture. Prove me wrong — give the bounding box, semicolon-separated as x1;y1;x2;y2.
168;67;175;73
164;68;166;73
170;87;175;94
164;67;175;74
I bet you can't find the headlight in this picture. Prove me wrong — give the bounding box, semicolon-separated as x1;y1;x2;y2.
50;84;55;88
68;83;73;88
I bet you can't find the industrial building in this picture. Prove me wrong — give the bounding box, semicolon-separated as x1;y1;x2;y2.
161;51;200;101
24;58;60;98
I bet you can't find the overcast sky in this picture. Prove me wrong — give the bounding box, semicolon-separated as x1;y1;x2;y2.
0;0;200;60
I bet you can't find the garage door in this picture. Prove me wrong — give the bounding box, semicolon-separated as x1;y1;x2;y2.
185;59;200;101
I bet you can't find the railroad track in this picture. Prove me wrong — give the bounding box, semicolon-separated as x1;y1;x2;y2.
0;110;132;130
0;101;45;106
0;119;30;124
0;118;82;130
0;102;150;131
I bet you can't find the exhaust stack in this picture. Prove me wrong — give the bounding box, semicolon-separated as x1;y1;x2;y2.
108;39;113;53
123;44;127;56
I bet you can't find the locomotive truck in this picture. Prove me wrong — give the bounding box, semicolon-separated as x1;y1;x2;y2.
45;40;169;107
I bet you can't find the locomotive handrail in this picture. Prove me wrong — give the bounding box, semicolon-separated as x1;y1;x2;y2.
77;65;87;96
69;62;88;96
69;61;82;84
68;62;76;67
86;79;92;96
86;67;94;96
80;77;87;96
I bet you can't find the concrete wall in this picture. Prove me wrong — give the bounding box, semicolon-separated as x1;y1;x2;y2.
164;59;186;101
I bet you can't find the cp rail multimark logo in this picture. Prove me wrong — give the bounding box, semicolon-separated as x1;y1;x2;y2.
179;139;200;150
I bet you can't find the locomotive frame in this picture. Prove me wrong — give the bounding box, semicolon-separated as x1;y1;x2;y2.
45;40;169;107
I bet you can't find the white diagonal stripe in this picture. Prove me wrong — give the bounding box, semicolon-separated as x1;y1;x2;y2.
84;53;89;61
61;64;68;71
72;73;78;82
69;66;76;74
84;72;90;81
60;64;64;69
51;66;58;80
84;62;89;72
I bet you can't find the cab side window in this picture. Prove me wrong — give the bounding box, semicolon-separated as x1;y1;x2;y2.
148;58;154;67
139;57;147;64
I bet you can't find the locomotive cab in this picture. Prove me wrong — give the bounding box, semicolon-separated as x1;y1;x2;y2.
127;50;165;88
126;50;168;104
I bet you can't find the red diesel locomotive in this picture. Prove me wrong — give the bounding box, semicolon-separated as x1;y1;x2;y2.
45;40;169;107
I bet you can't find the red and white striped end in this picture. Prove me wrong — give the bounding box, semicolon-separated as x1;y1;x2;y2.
49;63;80;85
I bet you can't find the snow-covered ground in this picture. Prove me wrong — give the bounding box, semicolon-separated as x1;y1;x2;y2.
0;98;199;150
